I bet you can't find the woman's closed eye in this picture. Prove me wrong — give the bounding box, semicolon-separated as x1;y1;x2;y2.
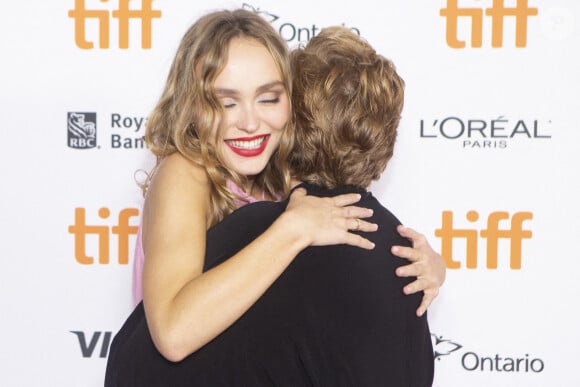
260;97;280;104
221;98;236;109
258;92;282;104
219;91;283;108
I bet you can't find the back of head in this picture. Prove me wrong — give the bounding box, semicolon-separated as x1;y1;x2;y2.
290;26;405;189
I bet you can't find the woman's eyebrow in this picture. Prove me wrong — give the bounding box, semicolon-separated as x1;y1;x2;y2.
214;81;285;97
256;81;285;94
214;88;238;97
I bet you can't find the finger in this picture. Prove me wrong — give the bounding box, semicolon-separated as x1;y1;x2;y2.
418;289;439;316
402;277;429;295
343;233;375;250
355;219;378;232
348;218;377;232
342;205;374;219
397;225;427;245
401;279;434;317
415;296;432;317
391;245;421;262
331;193;362;207
349;218;361;231
397;224;423;242
395;261;422;278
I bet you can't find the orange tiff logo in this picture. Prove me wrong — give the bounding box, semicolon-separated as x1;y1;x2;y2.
435;210;533;269
440;0;538;48
68;0;162;49
69;207;139;264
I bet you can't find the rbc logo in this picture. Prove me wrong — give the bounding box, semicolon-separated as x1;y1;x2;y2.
435;210;533;269
68;112;97;149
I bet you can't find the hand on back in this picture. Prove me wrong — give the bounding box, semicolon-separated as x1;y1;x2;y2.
283;188;377;250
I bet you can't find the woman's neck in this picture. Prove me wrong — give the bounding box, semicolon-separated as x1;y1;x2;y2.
243;178;264;201
290;177;303;189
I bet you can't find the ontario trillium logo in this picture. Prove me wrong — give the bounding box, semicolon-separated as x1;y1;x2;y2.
430;333;546;373
242;3;279;23
242;2;360;44
431;334;462;360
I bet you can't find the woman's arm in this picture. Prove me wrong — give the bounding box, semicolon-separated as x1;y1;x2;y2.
392;225;447;317
142;153;377;362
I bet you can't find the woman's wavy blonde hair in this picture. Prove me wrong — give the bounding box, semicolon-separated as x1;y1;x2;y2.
290;26;405;189
144;9;294;226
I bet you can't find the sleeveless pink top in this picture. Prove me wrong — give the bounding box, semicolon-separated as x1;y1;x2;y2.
132;181;266;305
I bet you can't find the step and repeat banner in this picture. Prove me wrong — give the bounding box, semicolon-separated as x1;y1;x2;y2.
1;1;579;386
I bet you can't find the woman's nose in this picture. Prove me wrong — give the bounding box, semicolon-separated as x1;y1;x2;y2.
236;105;259;133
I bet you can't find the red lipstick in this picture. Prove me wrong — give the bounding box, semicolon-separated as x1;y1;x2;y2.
225;134;270;157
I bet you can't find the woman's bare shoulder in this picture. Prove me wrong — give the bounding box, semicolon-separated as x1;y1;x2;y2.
145;152;210;211
152;152;209;189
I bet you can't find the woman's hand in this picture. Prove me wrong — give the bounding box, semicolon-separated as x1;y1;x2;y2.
283;188;377;250
391;225;446;317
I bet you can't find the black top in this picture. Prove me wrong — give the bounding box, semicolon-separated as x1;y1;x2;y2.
105;183;434;387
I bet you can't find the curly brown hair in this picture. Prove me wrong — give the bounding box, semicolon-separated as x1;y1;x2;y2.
144;9;294;226
289;26;405;189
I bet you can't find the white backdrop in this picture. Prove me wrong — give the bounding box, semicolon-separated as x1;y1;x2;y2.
1;1;579;386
